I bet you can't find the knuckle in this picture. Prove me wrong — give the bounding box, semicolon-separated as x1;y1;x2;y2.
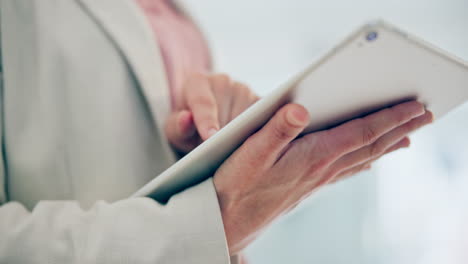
369;141;385;157
211;82;226;93
184;73;209;95
272;110;303;140
234;81;248;91
243;134;273;161
193;94;215;107
339;138;357;155
361;123;379;145
310;157;333;173
212;73;231;85
233;82;251;96
391;107;408;124
273;122;294;141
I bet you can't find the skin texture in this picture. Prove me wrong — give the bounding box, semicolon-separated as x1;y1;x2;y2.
165;73;259;154
165;73;434;257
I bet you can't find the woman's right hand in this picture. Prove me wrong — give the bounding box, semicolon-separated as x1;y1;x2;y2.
213;101;433;255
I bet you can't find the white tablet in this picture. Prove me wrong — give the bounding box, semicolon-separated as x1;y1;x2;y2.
132;20;468;202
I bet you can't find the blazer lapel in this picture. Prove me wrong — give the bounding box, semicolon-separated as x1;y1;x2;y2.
77;0;176;162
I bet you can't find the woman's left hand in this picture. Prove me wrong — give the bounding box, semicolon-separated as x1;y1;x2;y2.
165;73;259;155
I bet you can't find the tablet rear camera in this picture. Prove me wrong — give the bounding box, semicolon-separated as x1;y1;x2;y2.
366;31;378;42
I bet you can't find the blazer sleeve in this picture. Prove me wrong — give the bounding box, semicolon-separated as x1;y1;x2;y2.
0;177;232;264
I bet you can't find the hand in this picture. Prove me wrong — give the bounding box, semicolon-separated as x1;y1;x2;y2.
165;73;259;154
213;101;433;255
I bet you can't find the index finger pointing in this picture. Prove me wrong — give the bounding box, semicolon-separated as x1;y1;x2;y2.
184;74;220;140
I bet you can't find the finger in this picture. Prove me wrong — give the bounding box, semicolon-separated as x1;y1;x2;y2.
229;82;259;121
210;74;233;127
177;110;196;137
242;104;310;167
323;101;425;157
165;110;199;152
331;111;433;172
184;74;220;140
330;136;411;184
165;110;195;142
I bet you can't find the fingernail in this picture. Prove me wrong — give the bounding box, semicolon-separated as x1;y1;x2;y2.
287;108;308;127
411;102;426;117
207;128;218;138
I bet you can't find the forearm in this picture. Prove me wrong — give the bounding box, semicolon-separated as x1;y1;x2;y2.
0;179;230;264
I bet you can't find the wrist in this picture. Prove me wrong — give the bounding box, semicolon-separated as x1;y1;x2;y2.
214;181;250;255
214;180;270;255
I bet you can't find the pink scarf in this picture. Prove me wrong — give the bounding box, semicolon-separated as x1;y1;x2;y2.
135;0;212;107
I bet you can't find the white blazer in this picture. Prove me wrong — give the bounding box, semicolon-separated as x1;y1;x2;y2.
0;0;235;263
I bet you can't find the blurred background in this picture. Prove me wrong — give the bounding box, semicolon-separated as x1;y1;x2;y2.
182;0;468;263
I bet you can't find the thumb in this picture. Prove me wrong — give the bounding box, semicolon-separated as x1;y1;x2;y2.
165;110;199;153
243;104;309;166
